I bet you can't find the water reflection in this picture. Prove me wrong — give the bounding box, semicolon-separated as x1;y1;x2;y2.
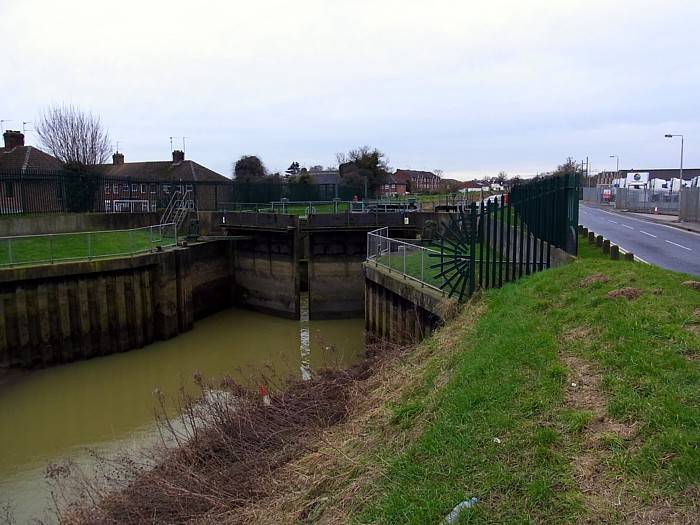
0;307;364;523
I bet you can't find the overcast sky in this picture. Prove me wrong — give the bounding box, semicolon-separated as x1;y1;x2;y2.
2;0;699;179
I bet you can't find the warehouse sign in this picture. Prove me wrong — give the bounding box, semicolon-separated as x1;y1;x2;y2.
626;172;649;187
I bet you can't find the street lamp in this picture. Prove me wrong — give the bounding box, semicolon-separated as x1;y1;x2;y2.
664;134;684;188
609;154;619;184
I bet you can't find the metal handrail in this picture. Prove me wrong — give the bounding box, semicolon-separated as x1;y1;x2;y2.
161;190;182;224
366;227;444;294
0;222;178;268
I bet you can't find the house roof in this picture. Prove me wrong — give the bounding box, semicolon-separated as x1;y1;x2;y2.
311;171;340;185
382;175;406;185
0;145;63;172
96;160;230;182
394;169;439;180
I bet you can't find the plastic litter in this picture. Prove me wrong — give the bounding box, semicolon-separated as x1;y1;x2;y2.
493;437;502;444
444;497;478;524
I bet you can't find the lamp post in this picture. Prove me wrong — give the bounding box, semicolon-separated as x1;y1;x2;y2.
664;134;684;190
609;154;619;185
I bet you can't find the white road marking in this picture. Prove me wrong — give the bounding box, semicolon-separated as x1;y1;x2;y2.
581;204;700;238
622;224;634;230
618;246;650;264
665;240;692;251
639;230;657;238
607;219;618;224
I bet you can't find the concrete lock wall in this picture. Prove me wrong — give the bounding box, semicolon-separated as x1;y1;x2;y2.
0;212;161;237
363;263;458;345
231;230;299;319
0;241;237;368
308;230;367;319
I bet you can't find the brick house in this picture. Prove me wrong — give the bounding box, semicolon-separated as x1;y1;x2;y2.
0;130;64;213
377;175;407;196
96;150;231;212
394;169;441;193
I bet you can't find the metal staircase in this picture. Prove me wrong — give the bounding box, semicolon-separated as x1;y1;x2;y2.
161;190;197;232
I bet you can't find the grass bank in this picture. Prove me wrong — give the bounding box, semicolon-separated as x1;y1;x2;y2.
245;239;699;524
0;226;176;266
57;238;699;524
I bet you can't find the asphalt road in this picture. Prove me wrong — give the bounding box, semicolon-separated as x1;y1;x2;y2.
579;204;700;276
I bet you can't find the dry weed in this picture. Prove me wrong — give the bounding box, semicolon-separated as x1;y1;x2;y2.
681;281;700;291
220;300;485;525
580;274;609;287
607;287;643;300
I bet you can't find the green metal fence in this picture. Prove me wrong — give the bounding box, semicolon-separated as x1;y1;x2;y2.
230;182;364;203
0;223;178;267
366;172;580;301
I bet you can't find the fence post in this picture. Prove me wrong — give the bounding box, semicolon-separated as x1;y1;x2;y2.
403;245;407;277
150;225;154;250
421;248;424;285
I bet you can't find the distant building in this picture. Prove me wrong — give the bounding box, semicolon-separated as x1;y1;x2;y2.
0;130;64;213
393;169;440;193
0;130;63;171
96;150;230;212
308;166;340;185
377;175;407;196
594;168;700;188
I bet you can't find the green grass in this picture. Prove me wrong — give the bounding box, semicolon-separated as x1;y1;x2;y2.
356;236;699;523
0;227;177;267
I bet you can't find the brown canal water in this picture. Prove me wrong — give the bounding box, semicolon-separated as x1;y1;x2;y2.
0;305;364;523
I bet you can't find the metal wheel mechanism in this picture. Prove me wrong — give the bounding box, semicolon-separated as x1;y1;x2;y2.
428;206;477;301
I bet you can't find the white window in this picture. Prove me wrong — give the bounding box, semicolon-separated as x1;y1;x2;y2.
113;184;119;193
141;184;147;193
104;184;110;194
105;200;112;212
162;184;170;193
132;184;138;192
186;184;193;192
150;183;157;194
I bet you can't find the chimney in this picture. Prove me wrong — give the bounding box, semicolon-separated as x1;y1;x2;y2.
3;130;24;150
112;152;124;165
172;150;185;163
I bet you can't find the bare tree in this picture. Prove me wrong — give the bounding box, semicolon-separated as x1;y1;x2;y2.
36;104;111;167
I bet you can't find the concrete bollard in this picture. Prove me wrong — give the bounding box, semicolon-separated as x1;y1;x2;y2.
602;239;611;254
610;245;620;260
596;235;604;247
624;252;634;261
581;227;588;237
588;231;596;244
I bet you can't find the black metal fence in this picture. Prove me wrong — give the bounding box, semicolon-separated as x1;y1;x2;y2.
427;172;580;300
229;181;364;203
